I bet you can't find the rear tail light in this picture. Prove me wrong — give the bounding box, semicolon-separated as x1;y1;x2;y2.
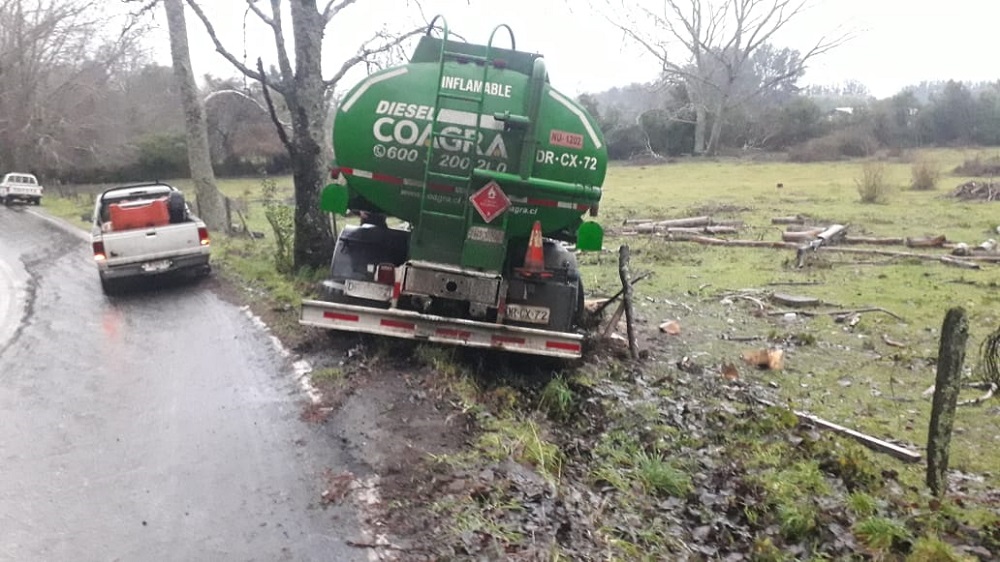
375;263;395;285
198;227;210;246
92;241;106;261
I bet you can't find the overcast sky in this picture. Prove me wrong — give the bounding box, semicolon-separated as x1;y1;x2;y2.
151;0;1000;100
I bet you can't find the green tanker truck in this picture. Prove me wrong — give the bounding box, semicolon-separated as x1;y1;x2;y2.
299;17;606;359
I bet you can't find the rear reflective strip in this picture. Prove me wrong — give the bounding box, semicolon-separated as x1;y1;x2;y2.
436;328;472;339
545;341;581;352
491;335;525;345
380;319;415;330
324;311;360;322
372;172;403;185
527;198;557;207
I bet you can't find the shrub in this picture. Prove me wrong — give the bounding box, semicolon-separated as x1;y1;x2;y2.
856;161;890;203
911;157;941;190
787;127;879;163
953;154;1000;177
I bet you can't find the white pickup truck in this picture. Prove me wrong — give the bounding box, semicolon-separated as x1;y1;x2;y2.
90;182;211;294
0;172;43;205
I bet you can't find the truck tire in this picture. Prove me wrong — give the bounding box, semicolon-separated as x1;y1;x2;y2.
99;274;123;296
167;191;187;223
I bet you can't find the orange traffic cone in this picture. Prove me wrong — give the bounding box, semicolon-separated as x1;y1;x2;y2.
518;220;550;277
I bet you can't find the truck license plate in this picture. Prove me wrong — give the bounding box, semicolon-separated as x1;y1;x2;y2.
506;304;550;325
142;259;171;273
344;279;392;301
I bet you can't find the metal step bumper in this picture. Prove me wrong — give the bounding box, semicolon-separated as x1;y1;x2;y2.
300;299;583;359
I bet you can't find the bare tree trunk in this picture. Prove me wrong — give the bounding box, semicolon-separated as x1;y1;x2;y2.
163;0;228;232
287;0;334;269
693;105;707;155
706;107;725;156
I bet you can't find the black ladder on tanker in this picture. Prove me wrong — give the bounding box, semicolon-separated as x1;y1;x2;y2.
416;19;514;265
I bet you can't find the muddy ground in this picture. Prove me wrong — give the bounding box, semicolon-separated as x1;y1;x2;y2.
215;267;1000;561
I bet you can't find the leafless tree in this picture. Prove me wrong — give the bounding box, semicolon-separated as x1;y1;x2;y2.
610;0;848;155
163;0;228;232
0;0;151;174
184;0;427;269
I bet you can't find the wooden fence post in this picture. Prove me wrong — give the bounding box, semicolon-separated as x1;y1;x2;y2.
618;245;639;360
926;307;968;496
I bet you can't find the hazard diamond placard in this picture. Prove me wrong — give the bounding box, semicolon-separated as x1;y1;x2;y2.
469;180;511;223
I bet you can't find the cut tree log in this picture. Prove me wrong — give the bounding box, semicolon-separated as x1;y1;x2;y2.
796;224;849;267
782;229;824;242
627;225;739;235
906;235;948;248
754;397;922;463
653;216;711;228
842;236;907;246
939;256;981;269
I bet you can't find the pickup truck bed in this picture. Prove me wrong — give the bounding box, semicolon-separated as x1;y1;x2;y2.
91;183;211;294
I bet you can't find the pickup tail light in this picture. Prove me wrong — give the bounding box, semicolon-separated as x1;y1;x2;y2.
92;241;106;261
198;227;210;246
375;263;395;285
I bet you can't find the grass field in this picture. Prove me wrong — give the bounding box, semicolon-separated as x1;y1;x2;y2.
45;147;1000;483
585;147;1000;490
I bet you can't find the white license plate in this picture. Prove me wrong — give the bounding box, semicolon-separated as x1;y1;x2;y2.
142;259;171;273
506;304;550;325
344;279;392;301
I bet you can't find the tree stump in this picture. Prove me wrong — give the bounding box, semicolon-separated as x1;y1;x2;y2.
618;245;639;360
926;307;968;496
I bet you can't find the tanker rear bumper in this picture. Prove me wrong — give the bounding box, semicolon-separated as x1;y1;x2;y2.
300;300;583;359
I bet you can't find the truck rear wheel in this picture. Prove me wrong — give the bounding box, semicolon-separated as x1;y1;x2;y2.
100;275;120;296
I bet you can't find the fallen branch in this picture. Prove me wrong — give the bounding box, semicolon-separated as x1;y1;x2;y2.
626;225;739;235
881;334;906;348
669;233;796;249
765;306;905;322
589;271;653;317
939;256;981;270
770;293;821;307
754;397;922;463
957;383;996;407
842;236;906;246
661;235;1000;265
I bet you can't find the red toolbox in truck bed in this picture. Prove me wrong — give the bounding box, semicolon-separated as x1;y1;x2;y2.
108;198;170;231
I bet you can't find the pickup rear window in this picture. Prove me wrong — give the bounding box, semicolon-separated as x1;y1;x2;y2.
4;175;37;185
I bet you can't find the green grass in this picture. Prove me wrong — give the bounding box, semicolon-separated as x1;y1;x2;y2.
584;147;1000;485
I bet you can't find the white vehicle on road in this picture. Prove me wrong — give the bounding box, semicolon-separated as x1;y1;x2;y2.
90;182;211;294
0;173;43;205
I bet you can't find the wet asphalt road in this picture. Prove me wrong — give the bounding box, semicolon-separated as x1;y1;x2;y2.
0;207;362;561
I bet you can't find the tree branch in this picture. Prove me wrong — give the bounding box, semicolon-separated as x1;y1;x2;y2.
257;57;293;154
322;0;358;24
324;27;425;88
184;0;277;91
